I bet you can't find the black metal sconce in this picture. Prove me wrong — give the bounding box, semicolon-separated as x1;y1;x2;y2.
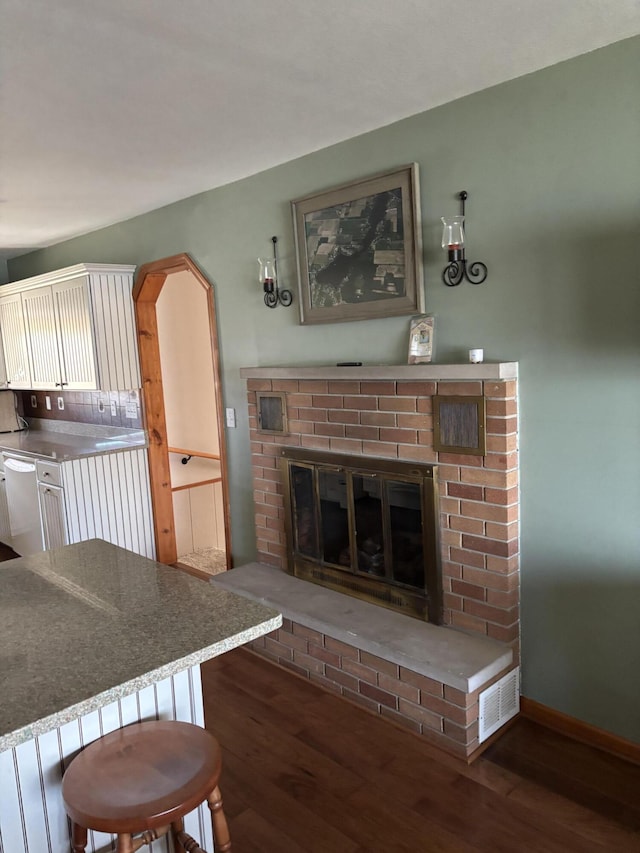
441;191;488;287
259;236;293;308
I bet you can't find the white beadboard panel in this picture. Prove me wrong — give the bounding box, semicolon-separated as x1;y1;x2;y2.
38;484;68;550
62;449;155;559
173;489;194;558
191;484;217;552
0;294;32;387
53;278;98;390
0;475;11;542
21;287;61;389
0;666;214;853
0;335;7;388
213;480;226;551
89;272;141;391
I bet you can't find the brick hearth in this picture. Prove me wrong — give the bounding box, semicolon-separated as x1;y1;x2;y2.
235;363;520;758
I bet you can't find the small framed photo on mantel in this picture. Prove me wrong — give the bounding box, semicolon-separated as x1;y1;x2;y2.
408;314;435;364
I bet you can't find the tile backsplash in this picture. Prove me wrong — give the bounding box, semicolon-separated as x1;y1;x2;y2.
20;389;143;429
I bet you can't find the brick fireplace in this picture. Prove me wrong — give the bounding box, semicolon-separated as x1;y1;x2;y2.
225;363;520;758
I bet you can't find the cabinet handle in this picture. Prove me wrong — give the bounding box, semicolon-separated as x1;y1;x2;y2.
55;382;61;387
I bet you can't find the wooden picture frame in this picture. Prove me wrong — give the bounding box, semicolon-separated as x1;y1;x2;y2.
291;163;424;325
433;395;486;456
408;314;435;364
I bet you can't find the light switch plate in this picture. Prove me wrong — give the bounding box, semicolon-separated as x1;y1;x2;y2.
225;408;236;428
45;396;52;411
125;401;137;419
57;397;64;410
30;395;37;408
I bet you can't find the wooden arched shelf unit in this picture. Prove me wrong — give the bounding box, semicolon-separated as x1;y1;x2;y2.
133;254;230;566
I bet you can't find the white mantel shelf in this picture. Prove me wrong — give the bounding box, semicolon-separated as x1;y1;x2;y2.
240;362;518;382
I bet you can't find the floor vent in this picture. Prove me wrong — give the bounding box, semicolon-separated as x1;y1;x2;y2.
478;667;520;743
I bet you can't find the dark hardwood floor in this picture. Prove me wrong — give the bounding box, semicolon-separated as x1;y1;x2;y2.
202;648;640;852
0;541;20;560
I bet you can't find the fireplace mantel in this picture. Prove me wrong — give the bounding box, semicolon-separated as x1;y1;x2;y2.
240;362;518;382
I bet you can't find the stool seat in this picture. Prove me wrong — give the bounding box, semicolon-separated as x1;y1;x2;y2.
63;720;231;852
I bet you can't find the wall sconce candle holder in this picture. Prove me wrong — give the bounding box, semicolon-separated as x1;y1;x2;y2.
441;191;488;287
259;236;293;308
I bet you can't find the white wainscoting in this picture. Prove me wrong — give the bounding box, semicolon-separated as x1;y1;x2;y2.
0;665;214;853
62;448;155;560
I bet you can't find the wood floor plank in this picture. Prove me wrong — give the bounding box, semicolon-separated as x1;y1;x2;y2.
222;748;361;853
202;649;640;853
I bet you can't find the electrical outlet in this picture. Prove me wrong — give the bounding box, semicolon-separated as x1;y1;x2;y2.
225;407;236;428
110;400;118;417
30;395;37;408
45;396;52;411
57;397;64;410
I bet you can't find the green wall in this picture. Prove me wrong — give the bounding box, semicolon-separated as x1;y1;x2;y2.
10;37;640;742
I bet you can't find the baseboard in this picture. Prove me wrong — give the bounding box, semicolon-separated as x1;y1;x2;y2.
520;697;640;766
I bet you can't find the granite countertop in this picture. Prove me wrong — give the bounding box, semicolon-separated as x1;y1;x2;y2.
0;424;147;462
0;539;281;751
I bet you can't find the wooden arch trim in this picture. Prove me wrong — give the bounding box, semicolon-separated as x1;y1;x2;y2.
134;253;231;565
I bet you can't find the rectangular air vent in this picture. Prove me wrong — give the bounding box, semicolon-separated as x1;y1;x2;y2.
478;666;520;743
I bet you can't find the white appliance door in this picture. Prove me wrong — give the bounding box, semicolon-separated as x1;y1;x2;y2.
3;456;44;555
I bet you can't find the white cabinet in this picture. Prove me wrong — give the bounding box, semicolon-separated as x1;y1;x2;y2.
0;461;11;543
38;482;67;550
22;278;98;391
0;293;32;389
32;449;155;559
0;335;6;389
0;264;140;391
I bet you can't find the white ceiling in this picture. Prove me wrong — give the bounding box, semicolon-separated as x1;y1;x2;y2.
2;0;639;262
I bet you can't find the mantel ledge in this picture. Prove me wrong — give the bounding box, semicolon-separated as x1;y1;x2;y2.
239;362;518;382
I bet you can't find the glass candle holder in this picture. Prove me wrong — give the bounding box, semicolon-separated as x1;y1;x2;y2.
441;215;465;251
258;257;277;294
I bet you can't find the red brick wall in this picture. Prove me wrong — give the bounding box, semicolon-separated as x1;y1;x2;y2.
248;618;513;759
247;376;519;654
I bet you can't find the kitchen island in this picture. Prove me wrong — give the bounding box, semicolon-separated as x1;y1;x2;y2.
0;539;281;852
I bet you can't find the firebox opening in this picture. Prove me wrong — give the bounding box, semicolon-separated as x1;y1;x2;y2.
281;448;442;623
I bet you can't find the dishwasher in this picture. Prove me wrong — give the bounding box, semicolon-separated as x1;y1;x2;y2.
3;453;44;556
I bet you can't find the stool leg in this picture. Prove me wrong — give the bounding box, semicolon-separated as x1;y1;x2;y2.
171;818;187;853
71;822;88;853
116;834;135;853
208;785;231;852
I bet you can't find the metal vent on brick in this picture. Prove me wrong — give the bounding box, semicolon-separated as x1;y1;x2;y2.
478;667;520;743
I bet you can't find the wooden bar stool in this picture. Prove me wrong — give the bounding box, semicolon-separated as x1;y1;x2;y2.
62;720;231;853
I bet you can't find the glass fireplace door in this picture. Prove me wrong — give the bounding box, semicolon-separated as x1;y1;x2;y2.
282;448;442;624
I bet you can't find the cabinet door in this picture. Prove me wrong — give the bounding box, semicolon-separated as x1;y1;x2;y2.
21;286;62;390
53;277;98;390
0;469;11;543
0;294;32;389
38;482;68;550
0;336;7;389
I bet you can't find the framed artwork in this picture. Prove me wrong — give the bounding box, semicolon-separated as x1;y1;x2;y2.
291;163;424;325
408;314;435;364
